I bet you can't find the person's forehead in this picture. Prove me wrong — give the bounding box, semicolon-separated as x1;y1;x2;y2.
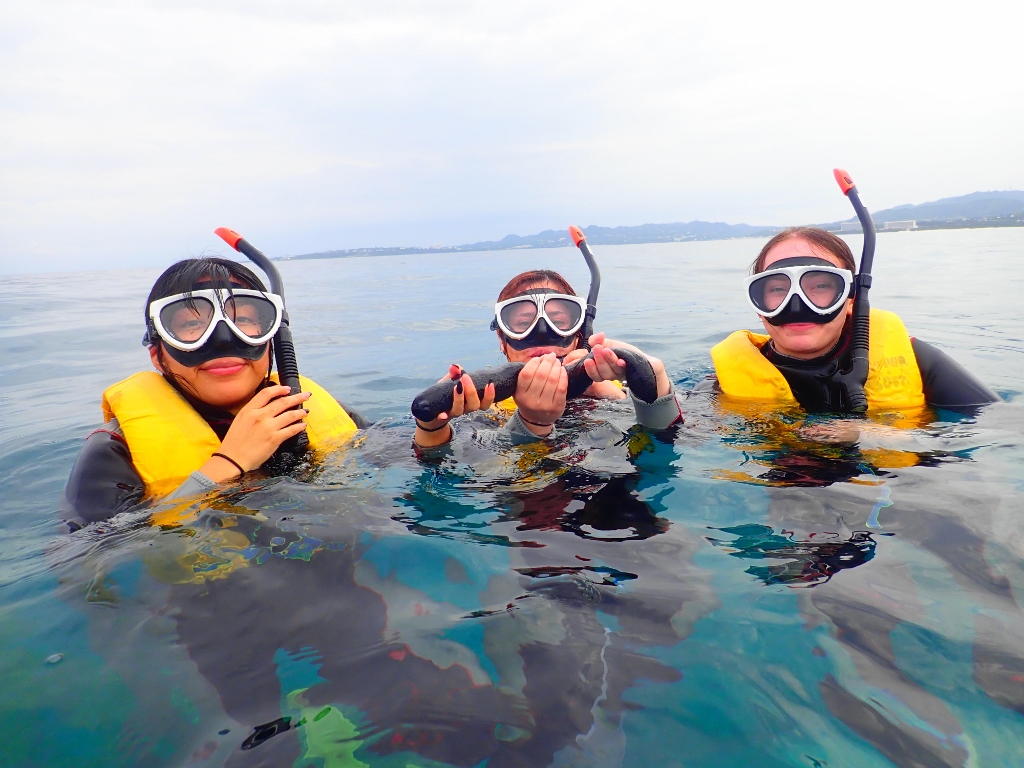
763;238;844;269
193;276;250;288
513;281;566;296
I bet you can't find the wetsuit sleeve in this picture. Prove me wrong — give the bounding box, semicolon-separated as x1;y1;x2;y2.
630;387;684;429
61;424;145;528
169;472;220;498
911;338;1000;408
339;402;372;429
62;422;224;528
504;410;556;444
692;375;721;394
315;386;369;429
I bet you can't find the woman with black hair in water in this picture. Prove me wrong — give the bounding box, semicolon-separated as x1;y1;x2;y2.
62;257;365;528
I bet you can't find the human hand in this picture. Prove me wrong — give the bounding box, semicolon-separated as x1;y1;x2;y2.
414;364;496;447
585;334;672;398
798;421;861;444
513;353;568;436
561;347;591;366
201;385;311;481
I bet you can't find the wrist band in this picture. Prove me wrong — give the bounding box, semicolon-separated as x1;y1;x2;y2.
211;452;246;476
518;414;556;428
416;420;451;433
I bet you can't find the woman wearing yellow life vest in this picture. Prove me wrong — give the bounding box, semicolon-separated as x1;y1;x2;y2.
412;267;680;449
62;256;364;528
707;225;998;412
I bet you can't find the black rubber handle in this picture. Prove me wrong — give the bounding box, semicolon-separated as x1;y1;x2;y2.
411;347;658;422
614;348;659;403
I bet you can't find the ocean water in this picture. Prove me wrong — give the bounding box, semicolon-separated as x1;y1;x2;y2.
2;227;1023;767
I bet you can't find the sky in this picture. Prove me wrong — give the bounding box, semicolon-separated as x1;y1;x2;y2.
2;0;1022;273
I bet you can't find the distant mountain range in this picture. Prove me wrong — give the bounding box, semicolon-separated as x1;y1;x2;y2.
821;190;1024;231
285;190;1024;261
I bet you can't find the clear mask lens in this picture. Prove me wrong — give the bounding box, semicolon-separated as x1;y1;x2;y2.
749;273;792;313
542;297;583;333
223;295;280;339
799;270;846;309
499;299;540;335
159;297;217;343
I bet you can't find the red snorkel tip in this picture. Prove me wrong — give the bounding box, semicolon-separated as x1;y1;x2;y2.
834;168;856;196
214;227;244;251
569;225;586;246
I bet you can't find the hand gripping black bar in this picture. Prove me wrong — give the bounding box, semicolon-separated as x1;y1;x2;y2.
411;348;657;423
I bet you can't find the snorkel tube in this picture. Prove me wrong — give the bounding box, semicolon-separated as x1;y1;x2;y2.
214;227;309;454
569;225;601;347
831;169;876;413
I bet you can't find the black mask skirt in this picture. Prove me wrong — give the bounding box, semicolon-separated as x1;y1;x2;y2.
760;256;851;328
502;317;577;351
161;320;269;368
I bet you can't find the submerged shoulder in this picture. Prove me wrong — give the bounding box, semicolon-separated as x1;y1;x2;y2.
62;419;144;529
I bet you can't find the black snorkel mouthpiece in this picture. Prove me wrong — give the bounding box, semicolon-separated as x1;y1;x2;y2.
831;169;875;413
214;227;309;456
569;226;601;349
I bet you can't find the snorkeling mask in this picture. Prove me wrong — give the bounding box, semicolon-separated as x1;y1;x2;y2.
144;287;283;367
745;257;854;327
490;291;587;350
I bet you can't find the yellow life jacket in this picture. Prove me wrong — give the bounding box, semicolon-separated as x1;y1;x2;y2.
710;308;926;411
102;371;358;498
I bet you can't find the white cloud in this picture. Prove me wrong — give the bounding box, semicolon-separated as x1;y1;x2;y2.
2;0;1021;271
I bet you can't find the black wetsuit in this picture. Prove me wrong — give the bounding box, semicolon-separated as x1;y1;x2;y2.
61;377;369;529
757;329;998;413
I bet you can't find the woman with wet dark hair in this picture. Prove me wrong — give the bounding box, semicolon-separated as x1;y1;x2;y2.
413;268;681;449
62;257;365;528
707;226;998;412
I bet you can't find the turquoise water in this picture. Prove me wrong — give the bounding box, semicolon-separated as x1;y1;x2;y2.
2;228;1024;767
